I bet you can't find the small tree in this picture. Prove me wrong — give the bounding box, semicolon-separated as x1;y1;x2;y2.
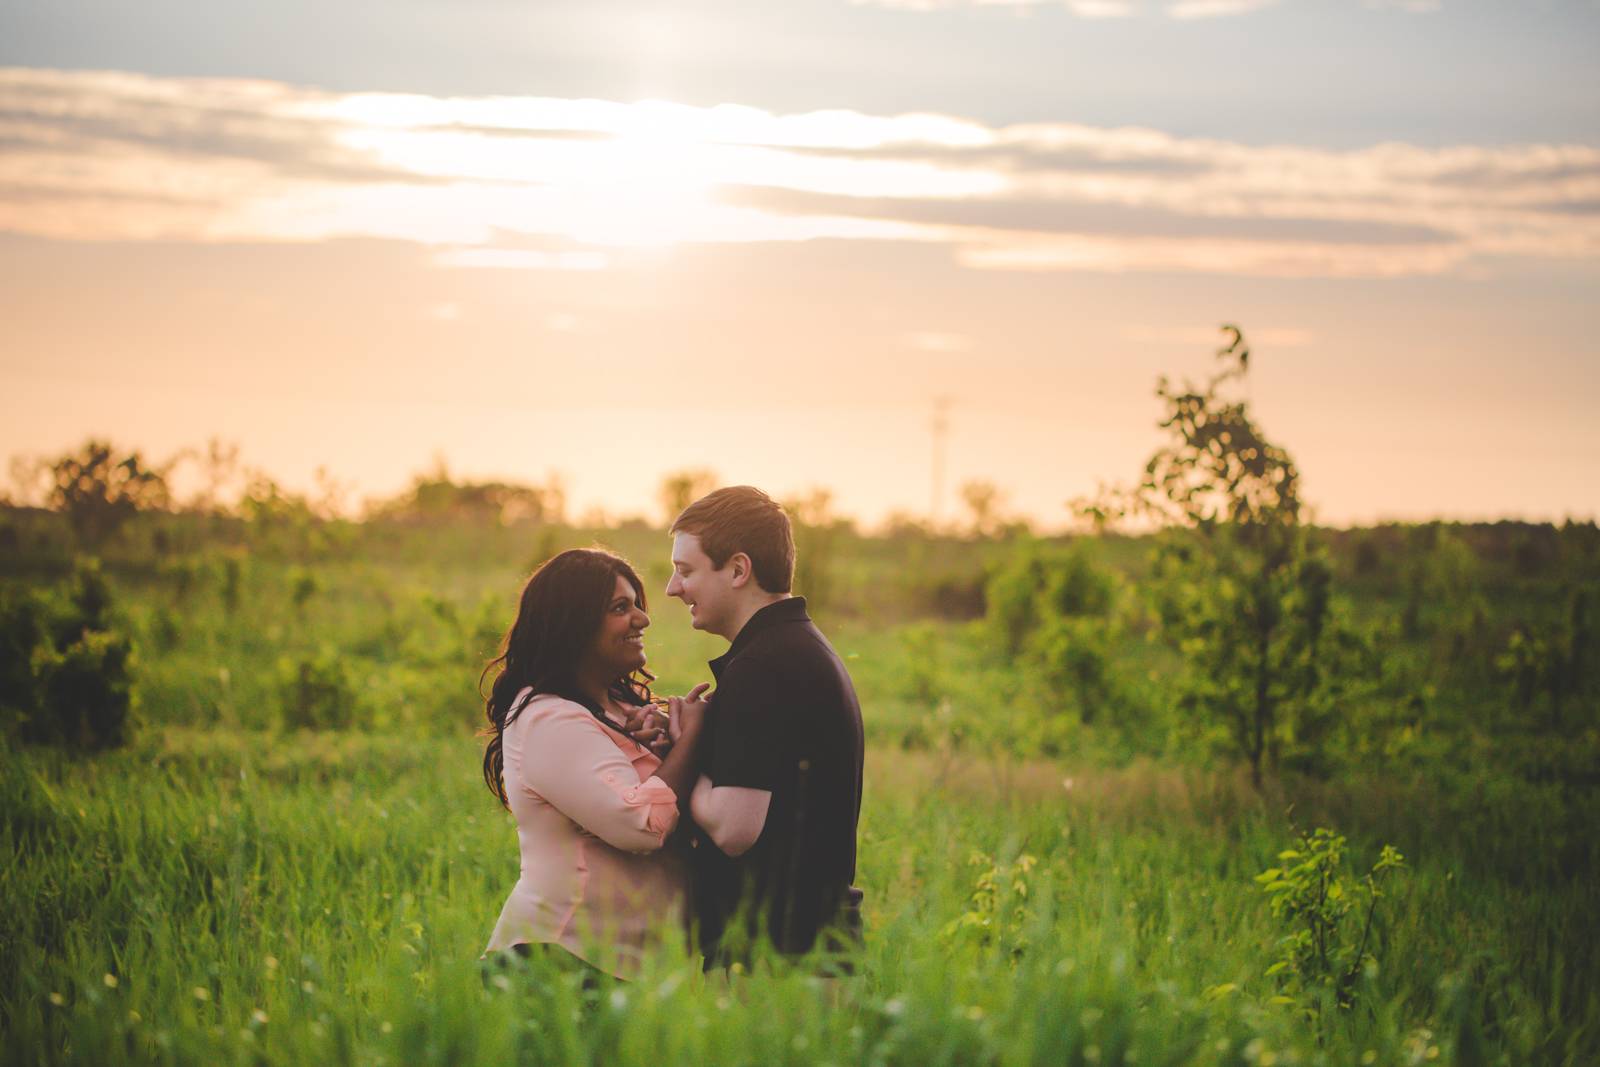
1255;827;1407;1017
1084;326;1356;786
47;440;171;545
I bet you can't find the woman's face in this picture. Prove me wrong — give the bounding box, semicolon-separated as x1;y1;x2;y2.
584;573;650;680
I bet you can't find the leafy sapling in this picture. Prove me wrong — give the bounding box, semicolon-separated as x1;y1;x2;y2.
1255;826;1407;1017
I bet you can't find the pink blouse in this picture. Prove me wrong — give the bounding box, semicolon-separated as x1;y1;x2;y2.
484;690;686;978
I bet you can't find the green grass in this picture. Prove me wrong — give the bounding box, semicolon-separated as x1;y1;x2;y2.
4;729;1595;1065
3;512;1597;1064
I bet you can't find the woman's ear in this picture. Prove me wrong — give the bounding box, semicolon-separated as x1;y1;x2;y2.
728;552;753;589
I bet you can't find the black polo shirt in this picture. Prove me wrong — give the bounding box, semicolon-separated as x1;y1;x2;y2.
688;596;865;964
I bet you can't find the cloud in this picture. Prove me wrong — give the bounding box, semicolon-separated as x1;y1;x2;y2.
856;0;1434;15
1165;0;1279;18
1;66;1594;279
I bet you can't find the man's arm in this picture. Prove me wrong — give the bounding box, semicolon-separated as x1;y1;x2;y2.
689;775;771;857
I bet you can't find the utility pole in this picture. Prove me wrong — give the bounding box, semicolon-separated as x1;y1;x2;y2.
931;395;950;528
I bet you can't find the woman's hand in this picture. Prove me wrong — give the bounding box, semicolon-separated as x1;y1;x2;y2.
667;683;711;744
624;706;671;754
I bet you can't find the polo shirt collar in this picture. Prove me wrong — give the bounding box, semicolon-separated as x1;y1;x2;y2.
709;596;809;676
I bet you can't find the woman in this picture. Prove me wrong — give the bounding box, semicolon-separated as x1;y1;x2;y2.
480;548;707;980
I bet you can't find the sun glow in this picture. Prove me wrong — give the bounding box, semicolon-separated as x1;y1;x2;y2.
6;68;1597;274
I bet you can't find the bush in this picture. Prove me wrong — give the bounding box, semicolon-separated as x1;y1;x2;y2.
1029;614;1120;725
278;647;360;730
984;541;1127;735
0;588;49;737
1;559;138;749
1255;827;1407;1019
28;628;137;749
985;540;1120;657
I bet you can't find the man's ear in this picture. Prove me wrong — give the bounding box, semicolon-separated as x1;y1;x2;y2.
728;552;754;589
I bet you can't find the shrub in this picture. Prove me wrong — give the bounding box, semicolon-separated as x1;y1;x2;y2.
0;588;49;737
278;647;360;730
2;560;138;750
29;628;137;749
940;851;1040;965
1255;827;1407;1018
1029;614;1119;725
985;540;1120;657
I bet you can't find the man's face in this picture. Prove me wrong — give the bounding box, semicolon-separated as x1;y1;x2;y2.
666;531;738;637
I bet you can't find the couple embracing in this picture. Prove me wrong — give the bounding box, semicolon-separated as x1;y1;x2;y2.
479;487;865;981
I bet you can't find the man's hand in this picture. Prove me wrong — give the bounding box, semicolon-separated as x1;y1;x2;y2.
666;683;711;744
625;683;710;753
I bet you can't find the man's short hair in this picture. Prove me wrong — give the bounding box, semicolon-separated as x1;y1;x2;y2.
671;486;795;594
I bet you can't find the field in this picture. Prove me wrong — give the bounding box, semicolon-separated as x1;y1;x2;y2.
3;508;1598;1066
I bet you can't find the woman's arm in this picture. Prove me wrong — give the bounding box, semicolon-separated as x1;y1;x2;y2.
517;700;686;853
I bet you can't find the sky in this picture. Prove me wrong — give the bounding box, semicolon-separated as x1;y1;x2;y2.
2;0;1597;529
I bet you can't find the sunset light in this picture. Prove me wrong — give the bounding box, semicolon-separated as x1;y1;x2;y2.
2;6;1597;526
4;4;1600;1062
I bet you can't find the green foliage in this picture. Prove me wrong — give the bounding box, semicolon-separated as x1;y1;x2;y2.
146;605;182;654
158;555;207;604
1031;614;1121;725
372;463;567;526
785;488;845;612
1087;327;1385;786
985;539;1120;657
30;628;138;750
939;851;1040;964
220;552;246;611
1;559;137;750
983;540;1132;747
1399;526;1483;639
1153;531;1377;780
1255;827;1407;1018
45;440;171;546
288;567;321;615
1085;325;1299;533
3;730;1588;1066
0;587;49;737
277;647;361;730
1495;586;1596;729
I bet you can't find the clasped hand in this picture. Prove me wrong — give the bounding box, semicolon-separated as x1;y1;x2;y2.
623;683;710;754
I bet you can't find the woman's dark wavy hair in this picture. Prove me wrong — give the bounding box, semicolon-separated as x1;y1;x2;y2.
479;548;655;809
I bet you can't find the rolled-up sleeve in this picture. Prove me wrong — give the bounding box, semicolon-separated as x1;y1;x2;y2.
516;701;680;852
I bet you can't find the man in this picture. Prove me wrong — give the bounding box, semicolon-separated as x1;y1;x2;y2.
660;485;864;969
